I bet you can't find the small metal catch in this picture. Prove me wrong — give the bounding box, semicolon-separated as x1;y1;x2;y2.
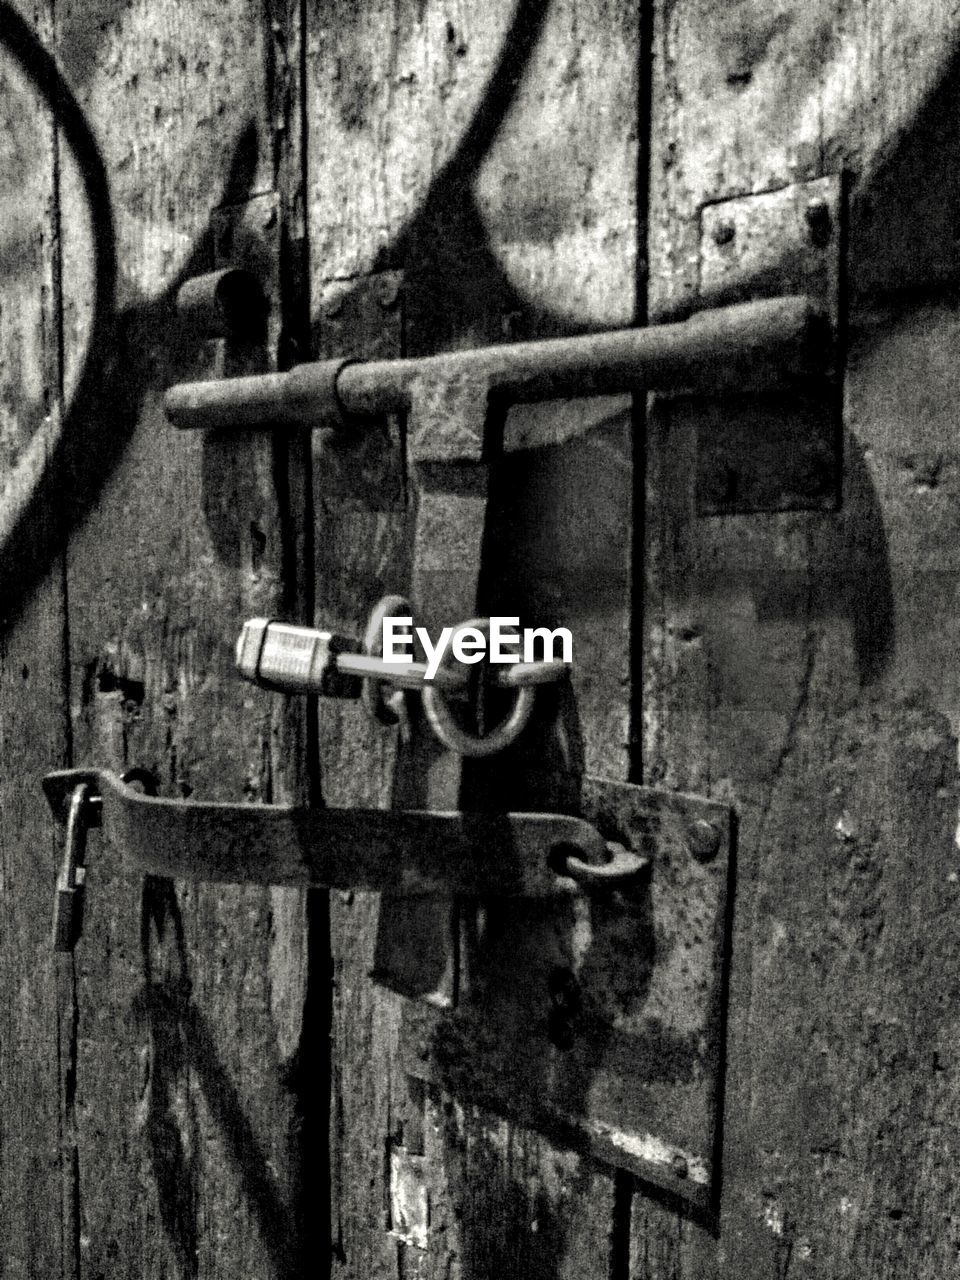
175;268;267;340
52;783;96;953
559;840;650;889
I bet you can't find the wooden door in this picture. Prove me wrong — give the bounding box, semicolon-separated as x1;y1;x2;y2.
2;1;317;1275
4;1;960;1278
643;2;960;1276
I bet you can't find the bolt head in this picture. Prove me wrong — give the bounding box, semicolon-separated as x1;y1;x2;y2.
671;1153;689;1179
686;819;722;862
712;220;736;247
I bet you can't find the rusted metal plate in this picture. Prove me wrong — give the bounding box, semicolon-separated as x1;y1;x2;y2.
699;177;842;331
401;776;732;1209
695;175;843;515
313;270;405;507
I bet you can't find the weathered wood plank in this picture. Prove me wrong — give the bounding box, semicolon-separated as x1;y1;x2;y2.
58;2;312;1274
0;5;70;1275
645;1;960;1275
308;1;639;1275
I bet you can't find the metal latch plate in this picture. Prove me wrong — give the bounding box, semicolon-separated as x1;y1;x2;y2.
695;174;842;515
401;776;732;1208
212;192;281;310
313;269;405;509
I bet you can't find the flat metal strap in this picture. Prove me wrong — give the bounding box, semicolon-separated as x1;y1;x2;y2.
42;769;607;897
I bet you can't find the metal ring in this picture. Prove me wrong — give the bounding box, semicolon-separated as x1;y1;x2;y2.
362;594;414;725
560;840;649;889
421;618;536;757
423;682;536;757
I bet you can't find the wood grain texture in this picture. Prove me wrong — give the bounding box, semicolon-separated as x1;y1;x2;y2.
645;0;960;1275
308;0;639;1276
57;1;312;1274
0;5;71;1276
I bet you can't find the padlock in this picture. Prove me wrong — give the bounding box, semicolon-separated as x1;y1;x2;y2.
237;614;470;698
236;618;365;697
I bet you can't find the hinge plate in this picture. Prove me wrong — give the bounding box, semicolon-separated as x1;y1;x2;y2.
401;776;732;1209
695;175;843;515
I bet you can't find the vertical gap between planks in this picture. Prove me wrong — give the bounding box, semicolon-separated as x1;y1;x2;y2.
623;1;657;1275
287;0;333;1273
629;0;654;794
48;0;80;1274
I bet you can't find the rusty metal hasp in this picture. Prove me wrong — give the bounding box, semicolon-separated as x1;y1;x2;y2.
42;768;644;905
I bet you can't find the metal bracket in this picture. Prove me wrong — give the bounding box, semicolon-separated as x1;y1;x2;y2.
695;175;844;515
174;193;282;381
401;775;732;1209
211;191;281;355
313;270;406;508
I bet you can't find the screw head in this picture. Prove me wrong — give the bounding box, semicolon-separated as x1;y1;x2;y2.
671;1153;689;1179
712;220;736;247
686;819;722;862
377;277;401;309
